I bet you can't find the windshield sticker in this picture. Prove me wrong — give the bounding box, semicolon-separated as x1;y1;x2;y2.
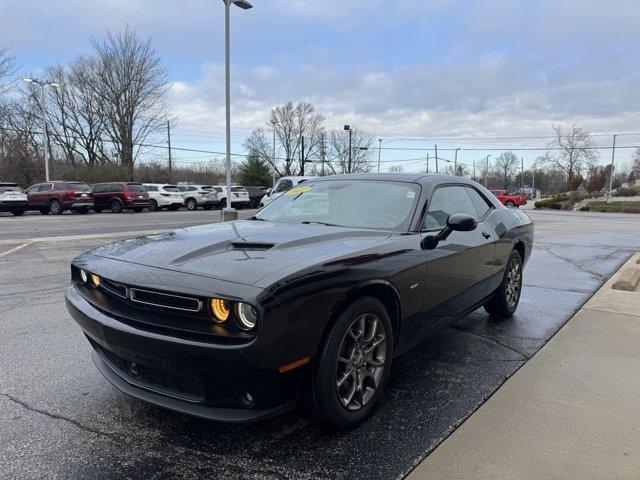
285;185;312;196
406;191;415;199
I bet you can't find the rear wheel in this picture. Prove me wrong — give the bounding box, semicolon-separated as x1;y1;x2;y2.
49;199;63;215
505;200;515;208
110;200;123;213
185;198;197;210
149;199;159;212
11;209;25;216
309;296;393;430
485;249;523;318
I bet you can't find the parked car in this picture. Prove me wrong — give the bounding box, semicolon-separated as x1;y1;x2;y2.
66;173;533;429
91;182;150;213
0;182;28;216
489;189;527;208
26;181;94;214
143;184;185;211
210;185;251;209
176;184;220;210
243;186;270;208
260;176;314;207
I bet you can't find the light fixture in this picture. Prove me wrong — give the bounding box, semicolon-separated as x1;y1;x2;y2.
90;274;101;287
236;302;258;330
79;269;88;284
210;298;230;323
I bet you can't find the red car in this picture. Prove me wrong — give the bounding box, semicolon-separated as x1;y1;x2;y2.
26;181;94;214
91;182;150;213
490;190;527;208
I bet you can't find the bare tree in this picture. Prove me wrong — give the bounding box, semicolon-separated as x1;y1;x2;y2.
0;46;16;96
326;126;374;174
245;101;325;176
0;102;44;186
89;27;170;174
543;125;599;189
584;165;608;194
493;151;519;190
630;147;640;182
388;165;404;173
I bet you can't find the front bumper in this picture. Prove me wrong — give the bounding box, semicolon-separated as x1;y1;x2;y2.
65;286;302;422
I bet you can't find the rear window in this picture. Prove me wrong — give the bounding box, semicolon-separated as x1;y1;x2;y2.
231;187;246;192
126;183;146;192
68;183;90;191
0;185;22;193
162;185;180;192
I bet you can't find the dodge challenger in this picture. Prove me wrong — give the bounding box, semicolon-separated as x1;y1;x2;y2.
65;173;533;429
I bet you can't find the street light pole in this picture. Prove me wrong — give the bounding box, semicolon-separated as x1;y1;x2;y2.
454;148;460;173
485;154;491;187
23;78;59;182
607;134;617;203
344;125;352;173
222;0;252;220
377;138;382;173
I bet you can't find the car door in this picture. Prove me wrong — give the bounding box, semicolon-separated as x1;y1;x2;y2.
420;185;497;333
30;183;53;208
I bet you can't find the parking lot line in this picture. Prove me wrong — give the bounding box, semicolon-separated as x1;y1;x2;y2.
0;242;32;258
0;229;166;246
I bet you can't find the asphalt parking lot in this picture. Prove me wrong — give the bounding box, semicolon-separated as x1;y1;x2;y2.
2;208;640;480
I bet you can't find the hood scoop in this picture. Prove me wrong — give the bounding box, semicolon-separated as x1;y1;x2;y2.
228;242;275;251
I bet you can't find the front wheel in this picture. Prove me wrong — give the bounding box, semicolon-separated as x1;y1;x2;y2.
49;199;63;215
185;198;197;210
149;199;159;212
110;200;123;213
505;200;515;208
484;249;523;318
309;296;393;430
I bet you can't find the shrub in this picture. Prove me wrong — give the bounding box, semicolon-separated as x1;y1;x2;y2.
613;186;640;197
580;206;590;211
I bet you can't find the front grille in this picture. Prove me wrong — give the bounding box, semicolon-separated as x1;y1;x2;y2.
129;288;202;312
93;342;206;402
101;278;127;299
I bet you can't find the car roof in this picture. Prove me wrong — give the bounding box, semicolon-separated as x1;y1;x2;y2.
0;182;19;186
309;173;478;188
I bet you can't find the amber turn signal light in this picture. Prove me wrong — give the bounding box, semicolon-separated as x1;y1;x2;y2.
210;298;230;323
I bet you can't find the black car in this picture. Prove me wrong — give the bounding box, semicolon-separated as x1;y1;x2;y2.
65;174;533;429
243;185;270;208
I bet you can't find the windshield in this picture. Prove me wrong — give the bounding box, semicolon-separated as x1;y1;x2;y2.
70;182;90;191
255;180;420;231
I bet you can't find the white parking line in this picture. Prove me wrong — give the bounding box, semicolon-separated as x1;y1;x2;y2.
0;229;167;246
0;242;33;258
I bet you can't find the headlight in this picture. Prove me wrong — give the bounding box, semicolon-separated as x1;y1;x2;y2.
79;269;88;284
90;274;101;287
236;302;258;330
210;298;230;324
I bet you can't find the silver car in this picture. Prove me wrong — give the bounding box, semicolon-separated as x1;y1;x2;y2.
177;185;221;211
0;182;28;216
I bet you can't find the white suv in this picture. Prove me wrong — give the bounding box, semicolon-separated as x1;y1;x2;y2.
0;182;28;216
260;176;314;207
177;184;220;211
210;186;250;209
143;184;185;211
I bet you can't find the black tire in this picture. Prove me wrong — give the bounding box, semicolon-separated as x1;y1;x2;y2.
132;207;143;212
202;205;213;211
149;199;159;212
185;198;198;211
39;208;49;215
484;249;523;318
167;204;180;211
309;296;393;430
11;209;25;217
49;199;63;215
110;199;123;213
93;208;103;213
505;200;515;208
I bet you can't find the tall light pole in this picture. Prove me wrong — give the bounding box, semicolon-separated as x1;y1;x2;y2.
377;138;382;173
344;125;352;173
222;0;252;220
484;154;492;187
23;78;60;182
607;134;617;203
454;148;460;174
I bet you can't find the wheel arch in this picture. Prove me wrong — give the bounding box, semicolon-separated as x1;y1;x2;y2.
514;239;526;261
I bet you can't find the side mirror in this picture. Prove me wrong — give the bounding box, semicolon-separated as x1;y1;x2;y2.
266;188;272;195
421;214;477;250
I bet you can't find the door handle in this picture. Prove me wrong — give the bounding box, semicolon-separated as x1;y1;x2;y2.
481;231;491;239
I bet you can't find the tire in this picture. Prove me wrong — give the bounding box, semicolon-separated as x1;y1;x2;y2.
132;207;143;212
505;200;515;208
149;199;159;212
484;249;523;318
309;296;393;430
110;200;123;213
202;205;213;211
185;198;198;211
11;209;25;217
167;204;180;211
93;208;103;213
49;199;63;215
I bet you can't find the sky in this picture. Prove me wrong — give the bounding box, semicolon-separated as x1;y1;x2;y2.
2;0;640;172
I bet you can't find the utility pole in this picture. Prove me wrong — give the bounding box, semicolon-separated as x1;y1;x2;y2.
426;153;430;173
300;135;305;176
435;145;439;173
377;138;382;173
454;148;459;174
532;167;536;198
167;120;173;182
521;156;524;193
321;132;326;176
344;125;352;173
607;134;617;203
473;160;476;181
484;154;491;187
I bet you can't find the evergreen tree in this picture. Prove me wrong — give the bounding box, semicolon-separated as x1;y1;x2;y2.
237;154;272;186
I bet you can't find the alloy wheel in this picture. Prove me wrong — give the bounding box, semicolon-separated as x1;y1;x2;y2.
186;199;197;210
335;313;387;411
505;256;521;309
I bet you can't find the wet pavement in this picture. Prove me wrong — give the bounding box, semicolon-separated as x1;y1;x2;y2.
1;209;639;479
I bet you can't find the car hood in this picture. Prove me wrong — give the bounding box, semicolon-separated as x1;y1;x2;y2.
88;220;393;286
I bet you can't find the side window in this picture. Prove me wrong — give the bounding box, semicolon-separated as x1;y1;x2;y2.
465;187;493;219
274;179;293;193
145;185;157;192
423;185;479;230
111;183;124;192
92;184;103;194
39;183;53;192
26;184;41;194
